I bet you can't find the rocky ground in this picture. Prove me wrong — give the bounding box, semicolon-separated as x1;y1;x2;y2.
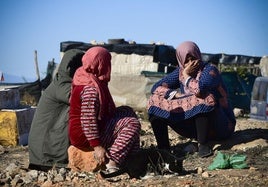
0;117;267;187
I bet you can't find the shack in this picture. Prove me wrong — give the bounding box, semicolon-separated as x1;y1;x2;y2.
60;39;177;111
60;39;262;112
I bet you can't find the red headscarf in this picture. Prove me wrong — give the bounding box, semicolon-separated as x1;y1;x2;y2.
73;46;116;119
176;41;203;81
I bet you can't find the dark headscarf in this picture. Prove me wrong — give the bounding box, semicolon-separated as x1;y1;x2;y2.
54;49;84;86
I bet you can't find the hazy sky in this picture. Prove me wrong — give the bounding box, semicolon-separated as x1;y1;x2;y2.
0;0;267;82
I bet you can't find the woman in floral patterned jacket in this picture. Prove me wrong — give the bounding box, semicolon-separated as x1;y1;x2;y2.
147;41;236;157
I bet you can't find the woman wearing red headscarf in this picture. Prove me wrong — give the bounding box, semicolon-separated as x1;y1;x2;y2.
69;47;141;173
147;41;236;157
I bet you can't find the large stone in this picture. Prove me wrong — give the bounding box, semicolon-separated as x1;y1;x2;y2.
231;139;268;151
67;145;103;172
0;107;36;146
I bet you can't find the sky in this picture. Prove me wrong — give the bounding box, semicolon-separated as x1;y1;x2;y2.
0;0;267;82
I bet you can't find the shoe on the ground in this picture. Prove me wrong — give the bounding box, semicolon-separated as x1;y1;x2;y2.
198;144;213;158
28;163;52;172
183;143;198;154
100;165;125;178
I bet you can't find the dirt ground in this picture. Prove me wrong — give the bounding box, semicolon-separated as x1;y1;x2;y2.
0;117;268;187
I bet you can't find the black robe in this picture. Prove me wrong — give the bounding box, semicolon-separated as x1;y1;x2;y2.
28;49;84;168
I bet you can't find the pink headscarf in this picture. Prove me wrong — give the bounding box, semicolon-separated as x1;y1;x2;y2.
176;41;201;67
73;46;116;119
176;41;203;81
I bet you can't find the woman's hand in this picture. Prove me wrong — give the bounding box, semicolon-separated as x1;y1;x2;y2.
93;146;106;165
174;92;182;98
183;59;200;78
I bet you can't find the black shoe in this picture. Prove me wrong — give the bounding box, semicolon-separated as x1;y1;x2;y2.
28;163;52;172
198;144;213;158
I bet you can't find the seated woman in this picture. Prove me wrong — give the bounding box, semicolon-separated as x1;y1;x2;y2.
68;46;141;174
28;49;84;170
147;41;236;157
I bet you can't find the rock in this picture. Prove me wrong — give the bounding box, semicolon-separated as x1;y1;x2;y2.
202;171;209;178
26;170;39;181
38;172;47;182
197;167;203;174
233;108;244;118
231;139;268;151
54;173;65;182
5;163;20;177
67;145;101;172
11;174;23;186
0;145;5;154
41;180;53;187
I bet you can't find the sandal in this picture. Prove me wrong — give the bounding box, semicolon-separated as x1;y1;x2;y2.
100;166;125;178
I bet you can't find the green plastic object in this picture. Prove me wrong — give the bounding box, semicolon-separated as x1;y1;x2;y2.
229;154;248;169
208;151;230;170
208;151;248;170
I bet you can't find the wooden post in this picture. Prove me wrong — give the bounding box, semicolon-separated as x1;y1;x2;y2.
0;71;4;82
34;50;40;80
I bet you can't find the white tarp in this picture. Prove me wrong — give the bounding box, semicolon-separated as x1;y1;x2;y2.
109;74;161;110
58;51;162;110
111;53;158;75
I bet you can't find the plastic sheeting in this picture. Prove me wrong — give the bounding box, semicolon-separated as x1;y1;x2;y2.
221;72;257;112
109;74;161;110
60;41;178;74
60;41;262;111
202;53;261;65
61;41;262;67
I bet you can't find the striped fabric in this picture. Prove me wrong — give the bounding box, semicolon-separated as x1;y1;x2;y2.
101;114;141;164
69;85;141;165
80;86;100;142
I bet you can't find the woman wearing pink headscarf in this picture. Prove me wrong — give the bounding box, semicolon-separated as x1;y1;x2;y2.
147;41;236;157
69;47;141;174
